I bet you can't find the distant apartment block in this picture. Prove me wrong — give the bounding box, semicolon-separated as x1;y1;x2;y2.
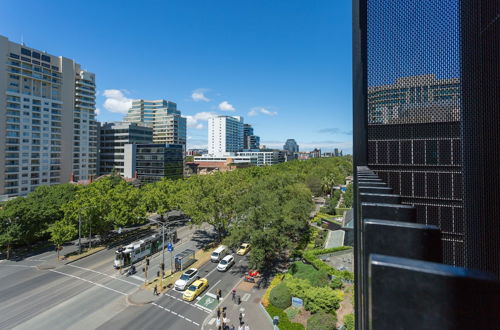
98;122;153;176
186;148;208;156
124;99;186;146
123;144;184;183
237;150;285;166
0;35;97;199
208;115;244;156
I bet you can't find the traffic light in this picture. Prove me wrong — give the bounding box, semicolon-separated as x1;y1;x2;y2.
146;258;150;266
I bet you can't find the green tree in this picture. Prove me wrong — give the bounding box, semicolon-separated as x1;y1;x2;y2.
343;184;353;208
0;214;22;259
270;282;292;309
48;220;77;260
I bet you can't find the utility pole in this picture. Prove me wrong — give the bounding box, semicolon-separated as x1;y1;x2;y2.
78;213;82;254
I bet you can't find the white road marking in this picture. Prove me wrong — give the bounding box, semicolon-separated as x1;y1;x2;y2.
208;318;216;325
241;293;251;302
131;275;144;282
151;302;200;326
204;264;220;278
163;293;210;313
67;264;140;287
0;264;37;268
39;253;56;260
208;279;222;293
49;269;128;295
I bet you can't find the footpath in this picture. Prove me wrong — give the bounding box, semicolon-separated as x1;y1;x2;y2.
202;280;273;330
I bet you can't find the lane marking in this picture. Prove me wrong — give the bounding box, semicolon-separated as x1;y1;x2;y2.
67;264;140;287
151;302;200;326
49;269;128;296
163;293;210;313
131;275;144;282
0;264;37;268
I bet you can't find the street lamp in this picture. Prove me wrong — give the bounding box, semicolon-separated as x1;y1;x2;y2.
150;214;189;290
78;206;93;255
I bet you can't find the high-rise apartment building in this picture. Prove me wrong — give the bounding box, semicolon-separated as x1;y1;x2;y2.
124;99;186;146
98;122;153;176
243;123;260;150
208;116;244;156
0;35;97;199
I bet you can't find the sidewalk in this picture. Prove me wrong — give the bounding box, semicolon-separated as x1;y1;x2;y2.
203;280;273;330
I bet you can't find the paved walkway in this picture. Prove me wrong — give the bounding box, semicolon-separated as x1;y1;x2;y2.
203;280;273;330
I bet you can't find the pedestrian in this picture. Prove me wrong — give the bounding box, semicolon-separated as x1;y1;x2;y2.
229;325;235;330
223;316;229;328
153;285;158;296
216;317;221;330
239;312;243;324
232;289;236;301
237;294;241;305
217;288;222;300
238;324;244;330
244;325;249;330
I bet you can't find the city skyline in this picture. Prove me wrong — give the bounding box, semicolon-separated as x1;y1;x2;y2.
0;0;353;152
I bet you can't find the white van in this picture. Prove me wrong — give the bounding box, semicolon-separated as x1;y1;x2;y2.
211;245;228;263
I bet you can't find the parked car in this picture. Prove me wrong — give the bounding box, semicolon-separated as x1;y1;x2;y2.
211;245;229;262
183;278;209;301
174;268;198;291
217;255;235;272
236;243;251;256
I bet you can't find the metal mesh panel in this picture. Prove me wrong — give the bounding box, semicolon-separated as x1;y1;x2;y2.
366;0;463;266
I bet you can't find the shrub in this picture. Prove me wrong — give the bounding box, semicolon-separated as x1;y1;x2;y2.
343;313;355;330
270;282;292;309
307;312;337;330
285;306;301;320
262;274;284;307
330;276;343;289
265;305;305;330
286;277;344;314
289;262;330;287
303;246;354;281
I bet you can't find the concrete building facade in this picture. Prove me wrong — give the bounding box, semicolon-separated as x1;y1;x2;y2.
208;115;244;156
0;35;97;199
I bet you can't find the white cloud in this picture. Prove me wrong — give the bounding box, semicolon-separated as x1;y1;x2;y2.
95;108;101;116
102;89;133;114
248;107;278;117
191;88;211;102
260;140;353;152
185;111;217;129
218;101;235;111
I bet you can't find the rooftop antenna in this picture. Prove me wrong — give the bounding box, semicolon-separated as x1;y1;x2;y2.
21;34;25;46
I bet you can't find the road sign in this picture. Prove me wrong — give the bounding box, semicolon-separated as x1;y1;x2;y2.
292;297;304;308
167;243;173;252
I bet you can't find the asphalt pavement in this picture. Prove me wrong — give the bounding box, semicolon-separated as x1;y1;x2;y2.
0;223;256;330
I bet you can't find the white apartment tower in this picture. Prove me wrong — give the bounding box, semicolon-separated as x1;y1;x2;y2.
0;35;97;199
208;115;244;156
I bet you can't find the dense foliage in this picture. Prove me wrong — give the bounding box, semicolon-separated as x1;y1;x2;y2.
306;312;337;330
270;281;292;309
265;305;305;330
0;157;352;267
344;313;355;330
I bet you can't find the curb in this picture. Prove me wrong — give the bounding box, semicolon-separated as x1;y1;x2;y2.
259;303;275;326
64;247;107;265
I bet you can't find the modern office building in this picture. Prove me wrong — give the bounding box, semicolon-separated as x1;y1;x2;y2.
243;123;260;150
0;35;97;199
283;139;299;153
124;99;186;146
98;122;153;176
123;144;184;183
208;115;244;156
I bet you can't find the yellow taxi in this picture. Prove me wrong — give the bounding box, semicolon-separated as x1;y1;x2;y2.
182;278;208;301
237;243;251;256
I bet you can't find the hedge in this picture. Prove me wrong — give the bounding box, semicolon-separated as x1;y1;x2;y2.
265;305;305;330
334;207;350;215
307;312;337;330
343;313;355;330
303;246;354;281
262;274;284;307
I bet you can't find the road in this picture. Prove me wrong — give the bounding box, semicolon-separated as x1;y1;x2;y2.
0;224;249;330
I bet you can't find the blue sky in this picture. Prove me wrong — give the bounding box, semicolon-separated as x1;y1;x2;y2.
1;0;353;152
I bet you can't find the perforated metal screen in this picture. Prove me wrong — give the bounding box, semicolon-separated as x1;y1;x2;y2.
365;0;464;266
